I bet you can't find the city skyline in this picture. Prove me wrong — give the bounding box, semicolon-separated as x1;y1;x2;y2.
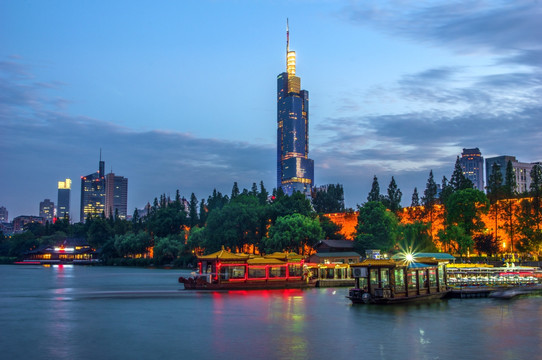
1;1;541;221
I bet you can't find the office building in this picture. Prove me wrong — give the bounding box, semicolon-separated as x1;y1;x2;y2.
486;155;535;194
460;148;484;191
276;21;314;196
80;158;106;222
0;206;8;222
57;178;71;220
39;199;55;222
105;172;128;219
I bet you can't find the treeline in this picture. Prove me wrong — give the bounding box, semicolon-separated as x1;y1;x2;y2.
356;159;542;259
0;182;346;265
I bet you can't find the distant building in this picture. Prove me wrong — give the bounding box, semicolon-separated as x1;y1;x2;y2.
0;206;8;222
57;178;71;220
105;172;128;219
277;21;314;197
460;148;484;191
80;158;106;222
486;155;536;194
39;199;55;222
13;215;45;233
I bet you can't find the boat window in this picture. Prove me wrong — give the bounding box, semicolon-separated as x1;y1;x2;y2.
380;268;390;288
269;266;287;278
438;265;445;285
394;268;405;292
220;265;245;280
407;270;417;289
419;270;428;288
248;267;266;279
326;268;335;279
288;264;302;277
370;268;379;286
429;269;437;287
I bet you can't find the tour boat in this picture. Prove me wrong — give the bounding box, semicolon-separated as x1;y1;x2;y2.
347;255;450;304
179;248;317;290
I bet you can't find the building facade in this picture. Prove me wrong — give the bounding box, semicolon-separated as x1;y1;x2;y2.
0;206;8;222
57;178;71;220
276;22;314;196
105;172;128;219
39;199;55;222
485;155;535;194
13;215;44;233
80;159;106;222
460;148;484;191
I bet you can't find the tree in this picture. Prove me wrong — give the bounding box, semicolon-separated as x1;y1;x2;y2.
383;177;402;213
198;199;207;227
367;175;381;202
269;191;314;224
445;188;489;236
354;201;398;254
473;234;499;257
437;225;473;258
422;170;438;241
87;217;114;249
258;181;269;206
264;213;323;254
439;176;454;206
450;156;473;191
319;214;342;239
411;187;420;207
502;160;517;252
154;235;184;264
312;184;345;213
486;162;504;242
189;193;199;227
398;221;437;253
231;182;240;199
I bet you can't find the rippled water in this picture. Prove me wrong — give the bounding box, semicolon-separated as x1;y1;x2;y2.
1;265;541;360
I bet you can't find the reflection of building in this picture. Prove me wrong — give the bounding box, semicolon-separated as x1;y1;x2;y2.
460;148;484;191
105;172;128;219
57;179;71;220
0;206;8;222
277;21;314;196
80;158;106;222
39;199;55;222
485;155;536;194
13;215;44;233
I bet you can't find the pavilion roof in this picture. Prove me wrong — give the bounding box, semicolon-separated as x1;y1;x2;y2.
197;248;250;261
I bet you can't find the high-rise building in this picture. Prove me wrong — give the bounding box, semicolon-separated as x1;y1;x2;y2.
276;21;314;196
105;172;128;219
486;155;535;194
460;148;484;191
57;178;71;220
0;206;8;222
80;158;106;222
39;199;55;222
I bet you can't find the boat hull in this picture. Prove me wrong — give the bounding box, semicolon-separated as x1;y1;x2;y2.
180;277;317;290
347;290;449;304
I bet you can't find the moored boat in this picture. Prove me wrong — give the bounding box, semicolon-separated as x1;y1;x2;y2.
347;255;451;304
179;248;317;290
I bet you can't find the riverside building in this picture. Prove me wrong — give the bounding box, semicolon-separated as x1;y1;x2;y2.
276;21;314;197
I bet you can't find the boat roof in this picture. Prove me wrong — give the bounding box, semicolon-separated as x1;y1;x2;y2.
247;257;286;265
391;252;455;260
310;252;361;258
197;249;250;261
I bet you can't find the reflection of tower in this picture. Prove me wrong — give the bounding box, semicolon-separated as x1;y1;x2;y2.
57;178;71;220
80;154;106;222
277;20;314;196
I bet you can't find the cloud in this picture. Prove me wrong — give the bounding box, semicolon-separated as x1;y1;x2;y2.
0;59;275;221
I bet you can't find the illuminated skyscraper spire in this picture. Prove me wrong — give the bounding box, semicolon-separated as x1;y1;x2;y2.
286;19;296;76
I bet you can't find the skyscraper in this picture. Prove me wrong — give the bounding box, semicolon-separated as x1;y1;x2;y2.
105;172;128;219
39;199;55;222
277;21;314;196
80;158;106;222
486;155;536;194
57;178;71;220
0;206;8;222
460;148;484;191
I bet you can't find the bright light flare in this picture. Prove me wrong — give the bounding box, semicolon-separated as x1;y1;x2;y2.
405;253;414;262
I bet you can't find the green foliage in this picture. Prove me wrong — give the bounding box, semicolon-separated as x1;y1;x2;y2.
318;215;343;239
367;175;381;202
87;218;114;249
473;234;499;256
411;187;420;207
437;225;473;257
269;191;314;224
312;184;345;213
113;231;152;257
189;193;199;227
355;201;398;254
445;188;489;236
398;221;437;253
450;156;473;191
154;235;185;264
264;213;323;254
383;177;402;213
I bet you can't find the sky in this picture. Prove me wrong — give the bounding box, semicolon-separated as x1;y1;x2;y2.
1;0;541;222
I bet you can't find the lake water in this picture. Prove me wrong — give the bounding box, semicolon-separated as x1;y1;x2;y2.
1;265;541;360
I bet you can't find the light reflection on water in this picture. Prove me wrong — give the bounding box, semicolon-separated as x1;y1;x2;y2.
1;265;541;360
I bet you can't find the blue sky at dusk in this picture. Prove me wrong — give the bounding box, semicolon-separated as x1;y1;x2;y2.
1;0;541;222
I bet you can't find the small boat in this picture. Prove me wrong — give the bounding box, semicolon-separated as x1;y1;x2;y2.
347;255;450;304
179;248;317;290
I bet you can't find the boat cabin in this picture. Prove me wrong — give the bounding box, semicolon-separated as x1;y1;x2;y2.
348;257;449;304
